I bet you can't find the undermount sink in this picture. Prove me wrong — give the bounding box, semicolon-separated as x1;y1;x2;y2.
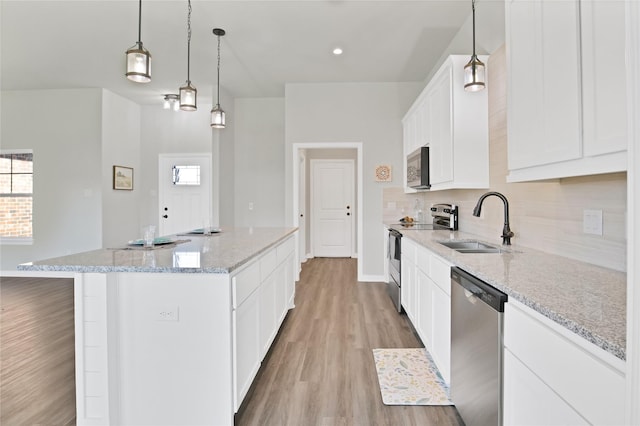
439;240;503;254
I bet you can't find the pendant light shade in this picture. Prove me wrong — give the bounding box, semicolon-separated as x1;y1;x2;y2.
211;105;225;128
211;28;226;128
180;81;197;111
464;0;485;92
125;0;151;83
180;0;197;111
464;55;485;92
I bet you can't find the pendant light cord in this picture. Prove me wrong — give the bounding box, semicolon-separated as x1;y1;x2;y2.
216;34;221;105
137;0;143;44
186;0;192;83
471;0;477;57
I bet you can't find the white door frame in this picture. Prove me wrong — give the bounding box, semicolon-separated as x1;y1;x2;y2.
292;142;364;281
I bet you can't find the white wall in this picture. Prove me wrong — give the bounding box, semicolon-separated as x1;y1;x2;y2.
0;89;104;269
101;90;142;248
285;82;422;279
233;98;285;227
216;91;236;228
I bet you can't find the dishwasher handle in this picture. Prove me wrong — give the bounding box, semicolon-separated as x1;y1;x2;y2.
451;267;508;312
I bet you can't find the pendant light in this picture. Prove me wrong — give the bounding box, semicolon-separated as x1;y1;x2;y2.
464;0;485;92
125;0;151;83
179;0;197;111
210;28;226;128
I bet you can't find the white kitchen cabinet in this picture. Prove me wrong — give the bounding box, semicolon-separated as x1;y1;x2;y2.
259;271;278;358
416;268;433;348
581;0;627;158
402;237;452;383
504;299;625;426
426;68;453;186
401;238;418;323
504;350;588;426
506;0;627;182
233;283;261;411
402;55;489;192
233;235;296;412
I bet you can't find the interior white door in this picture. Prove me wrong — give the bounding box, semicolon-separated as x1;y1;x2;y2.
311;160;354;257
158;154;212;236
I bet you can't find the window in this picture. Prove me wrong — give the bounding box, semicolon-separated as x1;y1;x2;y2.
172;165;201;186
0;150;33;242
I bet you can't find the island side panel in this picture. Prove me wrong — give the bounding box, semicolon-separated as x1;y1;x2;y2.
76;272;234;426
116;272;233;426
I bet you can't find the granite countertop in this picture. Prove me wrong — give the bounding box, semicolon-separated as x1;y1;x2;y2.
387;225;626;361
17;227;298;274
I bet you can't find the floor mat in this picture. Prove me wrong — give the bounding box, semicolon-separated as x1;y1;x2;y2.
372;348;453;406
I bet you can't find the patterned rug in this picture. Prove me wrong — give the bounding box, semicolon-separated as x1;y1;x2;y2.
372;348;453;406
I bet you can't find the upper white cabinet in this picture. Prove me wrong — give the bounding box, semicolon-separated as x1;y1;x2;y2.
506;0;627;182
402;55;489;192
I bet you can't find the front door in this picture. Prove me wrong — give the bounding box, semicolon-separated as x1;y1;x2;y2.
158;154;212;236
311;159;354;257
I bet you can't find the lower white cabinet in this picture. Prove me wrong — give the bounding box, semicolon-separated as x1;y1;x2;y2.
232;236;296;412
504;299;625;426
504;349;588;426
401;237;452;383
233;285;261;412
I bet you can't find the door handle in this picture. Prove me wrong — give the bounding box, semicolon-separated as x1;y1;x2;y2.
347;212;350;216
163;215;168;219
346;205;350;209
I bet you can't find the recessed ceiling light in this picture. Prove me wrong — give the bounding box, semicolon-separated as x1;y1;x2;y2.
333;47;343;56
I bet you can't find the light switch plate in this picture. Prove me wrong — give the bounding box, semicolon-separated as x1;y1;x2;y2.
583;209;603;236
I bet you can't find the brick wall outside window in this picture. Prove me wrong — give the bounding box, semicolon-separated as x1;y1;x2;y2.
0;196;32;237
0;151;33;239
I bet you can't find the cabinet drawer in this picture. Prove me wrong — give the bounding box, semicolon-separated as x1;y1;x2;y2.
504;301;625;426
429;254;451;295
276;237;295;263
260;250;277;282
233;262;260;309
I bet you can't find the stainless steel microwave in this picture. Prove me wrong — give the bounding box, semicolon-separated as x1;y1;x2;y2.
407;146;430;189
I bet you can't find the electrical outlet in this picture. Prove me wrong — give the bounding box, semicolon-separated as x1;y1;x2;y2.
583;209;603;236
156;306;179;322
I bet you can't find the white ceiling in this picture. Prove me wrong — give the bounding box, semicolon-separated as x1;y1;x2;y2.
1;0;504;106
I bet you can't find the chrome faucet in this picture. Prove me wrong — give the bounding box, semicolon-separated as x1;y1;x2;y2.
472;191;514;245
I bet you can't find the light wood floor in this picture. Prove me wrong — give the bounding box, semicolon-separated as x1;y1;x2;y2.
236;257;464;426
0;276;76;426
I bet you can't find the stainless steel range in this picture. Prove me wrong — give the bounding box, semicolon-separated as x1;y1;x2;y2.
386;204;458;312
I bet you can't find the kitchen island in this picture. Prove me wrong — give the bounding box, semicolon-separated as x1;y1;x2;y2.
15;227;298;426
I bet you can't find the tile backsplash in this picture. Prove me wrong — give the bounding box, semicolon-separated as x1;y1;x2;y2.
384;45;627;272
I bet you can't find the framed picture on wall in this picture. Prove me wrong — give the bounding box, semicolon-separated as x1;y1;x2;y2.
113;165;133;190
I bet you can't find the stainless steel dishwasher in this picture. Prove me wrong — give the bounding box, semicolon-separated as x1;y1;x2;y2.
451;267;508;426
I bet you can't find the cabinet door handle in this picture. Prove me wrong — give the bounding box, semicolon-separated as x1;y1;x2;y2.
347;212;350;216
163;215;168;219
